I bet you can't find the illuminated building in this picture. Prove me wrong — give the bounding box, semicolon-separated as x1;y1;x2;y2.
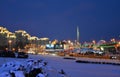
39;38;49;45
0;26;50;52
0;26;16;50
0;27;9;34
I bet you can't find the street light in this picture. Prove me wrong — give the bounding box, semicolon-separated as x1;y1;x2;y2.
8;40;12;51
110;38;115;42
92;40;96;44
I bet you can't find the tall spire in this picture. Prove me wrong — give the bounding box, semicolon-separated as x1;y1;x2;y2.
77;26;80;42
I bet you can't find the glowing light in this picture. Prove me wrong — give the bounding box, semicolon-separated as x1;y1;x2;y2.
119;42;120;44
8;40;12;44
100;47;104;51
68;40;71;43
92;40;96;44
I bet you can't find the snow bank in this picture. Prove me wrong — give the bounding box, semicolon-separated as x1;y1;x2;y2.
0;57;68;77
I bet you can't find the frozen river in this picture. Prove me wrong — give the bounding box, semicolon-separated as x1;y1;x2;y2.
0;54;120;77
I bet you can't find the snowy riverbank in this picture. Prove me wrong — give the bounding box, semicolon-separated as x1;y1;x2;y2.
0;54;120;77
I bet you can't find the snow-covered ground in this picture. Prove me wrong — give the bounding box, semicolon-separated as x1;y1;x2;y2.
0;54;120;77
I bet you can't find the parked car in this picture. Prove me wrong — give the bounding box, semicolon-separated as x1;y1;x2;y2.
80;48;94;54
93;50;105;56
0;51;15;58
16;52;28;58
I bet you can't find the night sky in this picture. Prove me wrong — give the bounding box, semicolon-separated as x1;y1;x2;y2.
0;0;120;42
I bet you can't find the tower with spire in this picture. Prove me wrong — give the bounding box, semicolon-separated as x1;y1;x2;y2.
77;26;80;42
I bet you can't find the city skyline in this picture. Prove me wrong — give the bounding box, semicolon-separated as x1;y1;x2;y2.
0;0;120;42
